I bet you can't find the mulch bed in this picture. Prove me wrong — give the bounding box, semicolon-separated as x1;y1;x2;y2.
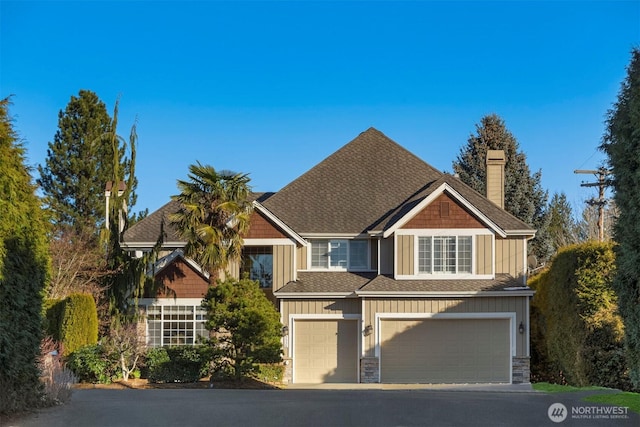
74;377;281;390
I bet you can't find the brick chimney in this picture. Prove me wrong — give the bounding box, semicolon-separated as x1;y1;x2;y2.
486;150;506;209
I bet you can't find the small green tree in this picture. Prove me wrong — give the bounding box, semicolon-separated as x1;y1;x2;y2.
202;277;282;380
0;97;50;414
548;192;578;253
60;293;99;356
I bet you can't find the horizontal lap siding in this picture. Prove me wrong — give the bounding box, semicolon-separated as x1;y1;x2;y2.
363;297;527;357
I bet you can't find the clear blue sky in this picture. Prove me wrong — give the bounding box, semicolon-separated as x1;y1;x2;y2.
2;1;638;216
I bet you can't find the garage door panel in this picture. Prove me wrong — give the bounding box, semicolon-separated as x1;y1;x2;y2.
294;319;358;383
381;318;510;384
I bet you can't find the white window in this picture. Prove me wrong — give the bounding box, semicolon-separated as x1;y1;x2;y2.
310;239;370;271
146;305;208;347
418;235;472;275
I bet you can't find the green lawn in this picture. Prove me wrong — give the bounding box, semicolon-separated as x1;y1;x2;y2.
584;393;640;414
533;382;640;414
532;382;607;393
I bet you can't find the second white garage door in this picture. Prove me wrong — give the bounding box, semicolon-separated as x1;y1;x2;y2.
380;318;511;383
293;319;358;383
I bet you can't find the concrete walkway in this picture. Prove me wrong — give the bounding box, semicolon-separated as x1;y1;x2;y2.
284;382;535;392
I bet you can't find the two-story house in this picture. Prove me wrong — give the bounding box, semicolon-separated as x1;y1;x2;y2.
121;128;535;384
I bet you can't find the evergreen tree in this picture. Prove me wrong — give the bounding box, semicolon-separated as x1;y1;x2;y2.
100;99;149;317
601;47;640;389
548;192;578;253
452;114;552;263
0;97;50;414
37;90;137;237
203;276;282;380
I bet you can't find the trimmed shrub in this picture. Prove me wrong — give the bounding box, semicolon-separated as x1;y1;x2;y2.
145;346;212;383
44;298;65;341
60;293;98;356
66;344;120;384
530;242;630;389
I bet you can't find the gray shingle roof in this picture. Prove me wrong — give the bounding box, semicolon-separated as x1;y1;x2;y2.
274;272;529;295
124;128;534;246
276;272;377;294
261;128;444;234
261;127;533;235
122;193;273;246
358;273;525;293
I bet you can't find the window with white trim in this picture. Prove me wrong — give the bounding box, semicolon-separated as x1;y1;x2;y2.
146;305;208;347
418;235;472;274
310;239;370;271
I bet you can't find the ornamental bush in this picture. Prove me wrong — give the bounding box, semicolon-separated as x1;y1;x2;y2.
60;294;99;356
145;346;212;383
66;344;120;384
529;242;631;390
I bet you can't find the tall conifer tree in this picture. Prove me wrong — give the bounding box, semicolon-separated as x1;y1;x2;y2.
0;97;50;413
38;90;137;237
452;114;552;263
601;47;640;388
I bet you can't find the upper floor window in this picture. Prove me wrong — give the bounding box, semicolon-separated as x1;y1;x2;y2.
418;235;472;274
310;239;369;271
241;246;273;288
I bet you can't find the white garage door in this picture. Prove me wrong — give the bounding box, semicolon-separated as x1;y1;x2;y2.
293;319;358;383
380;318;510;383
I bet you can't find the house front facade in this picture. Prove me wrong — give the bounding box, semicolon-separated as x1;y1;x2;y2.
122;128;535;384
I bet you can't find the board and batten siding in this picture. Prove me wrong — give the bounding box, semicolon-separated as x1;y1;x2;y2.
362;297;528;358
273;245;294;292
396;235;414;275
495;237;526;279
475;234;493;275
297;245;307;271
281;299;361;358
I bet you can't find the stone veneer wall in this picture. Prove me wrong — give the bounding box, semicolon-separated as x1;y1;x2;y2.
512;357;530;384
282;358;293;384
360;357;380;383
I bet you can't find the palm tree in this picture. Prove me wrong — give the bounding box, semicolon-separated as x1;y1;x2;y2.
170;163;252;279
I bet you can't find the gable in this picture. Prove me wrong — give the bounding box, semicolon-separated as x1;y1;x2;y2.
150;256;209;299
245;210;288;239
401;193;485;230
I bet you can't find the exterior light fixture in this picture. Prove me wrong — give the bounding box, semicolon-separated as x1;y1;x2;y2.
518;321;525;334
282;325;289;336
363;325;373;336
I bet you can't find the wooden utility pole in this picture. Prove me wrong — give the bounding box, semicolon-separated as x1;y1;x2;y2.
574;167;612;242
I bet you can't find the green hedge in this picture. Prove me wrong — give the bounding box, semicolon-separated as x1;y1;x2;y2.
60;294;98;356
144;346;212;383
530;242;631;390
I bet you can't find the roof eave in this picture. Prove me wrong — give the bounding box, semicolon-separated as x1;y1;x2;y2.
356;290;536;297
273;292;358;299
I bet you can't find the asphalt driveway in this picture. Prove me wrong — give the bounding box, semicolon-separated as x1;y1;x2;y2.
5;388;638;427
